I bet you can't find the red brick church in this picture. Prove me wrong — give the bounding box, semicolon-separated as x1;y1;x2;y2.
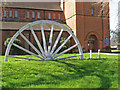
1;1;110;54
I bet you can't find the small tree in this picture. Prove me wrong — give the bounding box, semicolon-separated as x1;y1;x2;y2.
115;32;120;45
111;27;120;45
4;37;22;55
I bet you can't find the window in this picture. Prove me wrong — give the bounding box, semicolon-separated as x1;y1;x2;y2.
58;14;61;19
27;11;29;18
91;9;94;16
53;13;56;19
37;12;40;19
3;10;7;17
48;13;51;19
32;12;35;18
9;10;12;18
15;10;18;18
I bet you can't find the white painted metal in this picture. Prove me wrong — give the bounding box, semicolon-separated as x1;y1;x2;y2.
30;25;45;57
41;23;47;54
48;24;54;53
98;49;100;59
52;35;72;56
20;33;43;58
56;54;81;60
80;54;83;59
12;43;43;59
50;29;63;54
4;20;83;61
54;44;78;59
90;50;92;59
5;25;29;61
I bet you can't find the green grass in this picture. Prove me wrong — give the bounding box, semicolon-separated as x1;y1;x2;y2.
111;50;120;52
111;50;120;54
1;53;118;88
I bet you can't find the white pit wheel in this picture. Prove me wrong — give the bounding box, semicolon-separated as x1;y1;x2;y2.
5;20;83;61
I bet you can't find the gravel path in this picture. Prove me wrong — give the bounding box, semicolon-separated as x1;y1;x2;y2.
100;53;119;55
85;53;119;55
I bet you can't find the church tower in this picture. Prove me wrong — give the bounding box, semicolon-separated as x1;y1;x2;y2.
62;0;110;52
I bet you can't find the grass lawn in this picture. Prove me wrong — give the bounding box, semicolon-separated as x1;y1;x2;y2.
112;50;120;52
1;53;118;88
111;50;120;53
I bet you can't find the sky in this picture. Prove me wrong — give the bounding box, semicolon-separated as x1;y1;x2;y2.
110;0;120;31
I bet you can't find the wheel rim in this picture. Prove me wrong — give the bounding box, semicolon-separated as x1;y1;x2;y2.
5;20;83;61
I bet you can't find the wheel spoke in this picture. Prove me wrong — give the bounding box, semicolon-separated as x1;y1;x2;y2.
7;55;43;61
20;33;44;58
48;24;54;53
52;35;72;56
54;44;78;58
41;23;47;54
50;29;64;54
55;54;81;60
12;43;43;59
5;20;83;61
30;25;45;58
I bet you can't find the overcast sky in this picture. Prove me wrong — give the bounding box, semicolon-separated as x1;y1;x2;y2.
110;0;120;31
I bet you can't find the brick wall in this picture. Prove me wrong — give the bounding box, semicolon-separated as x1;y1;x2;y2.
2;8;65;23
2;30;16;55
2;29;72;55
64;1;110;52
2;2;110;54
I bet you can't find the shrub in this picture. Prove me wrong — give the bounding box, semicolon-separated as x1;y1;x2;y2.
82;48;86;53
4;37;23;55
59;37;70;53
102;46;111;52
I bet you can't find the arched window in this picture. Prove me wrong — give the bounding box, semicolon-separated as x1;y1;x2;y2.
91;9;94;16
